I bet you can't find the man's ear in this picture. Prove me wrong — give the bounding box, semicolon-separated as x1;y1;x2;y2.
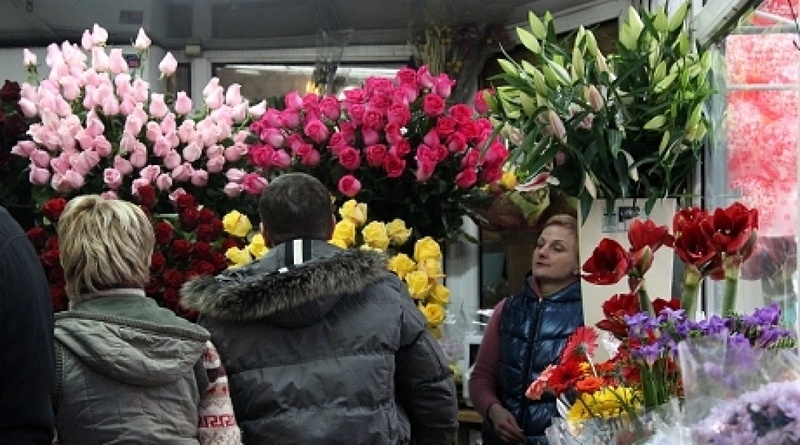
328;214;336;239
260;222;274;248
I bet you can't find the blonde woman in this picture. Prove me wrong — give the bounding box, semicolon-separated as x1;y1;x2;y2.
52;195;240;445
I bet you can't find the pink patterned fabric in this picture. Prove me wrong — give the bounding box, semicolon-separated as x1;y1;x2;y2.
725;34;799;236
198;341;242;445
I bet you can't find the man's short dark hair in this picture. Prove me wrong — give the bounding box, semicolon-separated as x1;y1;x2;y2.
259;173;334;245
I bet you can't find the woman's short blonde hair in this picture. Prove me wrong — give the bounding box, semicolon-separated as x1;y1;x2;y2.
57;195;154;302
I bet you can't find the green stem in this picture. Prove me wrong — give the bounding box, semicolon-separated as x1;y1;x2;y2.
681;266;702;321
636;284;654;316
722;262;741;316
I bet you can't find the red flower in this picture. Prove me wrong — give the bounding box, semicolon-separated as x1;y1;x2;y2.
191;242;214;261
701;202;758;256
548;359;584;395
651;297;681;314
170;239;193;260
26;227;48;249
673;221;716;268
175;194;196;211
582;238;631;285
179;207;200;232
560;326;599;363
162;268;185;288
195;223;216;242
41;198;67;221
628;218;673;252
575;376;606;394
596;292;639;338
136;185;157;209
153;221;174;245
40;248;60;268
150;251;166;273
672;206;707;236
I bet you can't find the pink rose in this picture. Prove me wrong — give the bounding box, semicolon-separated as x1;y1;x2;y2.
449;104;474;124
223;182;243;198
300;148;320;167
171;163;193;182
284;91;303;111
433;73;456;98
337;146;361;171
395;67;417;86
114;156;133;175
461;150;480;169
242;173;268;195
474;89;494;114
140;164;161;182
337;174;361;198
455;169;478;189
362;110;384;131
446;132;468;153
182;142;203;163
383;152;406;178
303;118;329;144
423;129;441;147
206;155;225;173
361;128;380;146
248;144;275;168
158;52;178;76
226;168;246;183
156;173;173;191
150;94;169;119
103;168;123;190
30;149;51;168
365;144;388;168
29;166;51;185
191;170;209;187
392;140;411;158
271;150;291;169
319;96;340;121
163;150;182;170
386;104;411;126
224;144;247;162
280;109;300;128
483;141;510;167
347;103;365;125
175;91;193;115
417;66;435;89
422;93;446;116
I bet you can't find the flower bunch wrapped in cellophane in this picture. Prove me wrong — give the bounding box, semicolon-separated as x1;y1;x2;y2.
331;199;450;336
644;326;800;445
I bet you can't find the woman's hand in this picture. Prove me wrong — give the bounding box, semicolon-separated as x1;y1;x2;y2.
488;403;526;444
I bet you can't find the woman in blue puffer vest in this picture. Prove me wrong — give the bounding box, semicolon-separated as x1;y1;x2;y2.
470;214;583;444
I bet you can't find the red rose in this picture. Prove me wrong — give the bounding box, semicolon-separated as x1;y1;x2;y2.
582;238;631;285
175;193;196;211
162;268;185;288
2;114;27;139
422;93;446;116
26;227;49;249
40;248;60;268
44;236;59;251
136;184;157;209
222;237;241;251
198;208;216;224
383;152;406;178
47;266;65;284
154;221;174;246
195;224;216;242
145;277;162;294
211;252;228;270
170;239;193;260
435;116;457;135
51;285;68;312
179;208;200;232
210;219;224;239
162;286;181;304
150;251;166;273
192;241;213;260
41;198;67;221
188;259;215;277
0;80;21;103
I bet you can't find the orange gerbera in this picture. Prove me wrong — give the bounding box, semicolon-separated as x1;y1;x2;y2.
575;376;606;394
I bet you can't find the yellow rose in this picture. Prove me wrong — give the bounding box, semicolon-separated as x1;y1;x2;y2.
421;303;446;326
405;270;431;300
222;210;252;237
248;233;268;259
417;258;444;278
339;200;368;227
331;219;356;247
413;236;442;262
225;246;252;268
329;238;348;249
429;283;450;306
388;253;416;279
386;218;412;246
362;221;390;251
500;170;518;190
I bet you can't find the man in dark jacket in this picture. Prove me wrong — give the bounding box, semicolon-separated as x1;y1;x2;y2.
0;205;55;444
181;173;458;445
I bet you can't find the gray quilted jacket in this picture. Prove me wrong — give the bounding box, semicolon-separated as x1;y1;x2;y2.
180;239;458;445
53;293;210;445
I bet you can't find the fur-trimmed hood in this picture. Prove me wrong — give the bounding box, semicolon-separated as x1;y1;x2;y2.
180;239;392;327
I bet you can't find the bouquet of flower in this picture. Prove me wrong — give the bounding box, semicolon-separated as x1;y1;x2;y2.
10;24;267;220
331;199;450;336
246;65;509;246
483;2;713;217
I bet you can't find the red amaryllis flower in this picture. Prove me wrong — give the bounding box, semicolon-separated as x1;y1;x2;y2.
701;202;758;256
582;238;631;285
41;197;67;221
652;297;681;315
597;292;639;338
560;326;599;362
672;206;708;236
673;221;717;268
628;218;673;252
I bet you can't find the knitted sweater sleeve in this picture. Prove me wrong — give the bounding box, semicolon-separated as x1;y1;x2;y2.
197;341;242;445
467;299;505;419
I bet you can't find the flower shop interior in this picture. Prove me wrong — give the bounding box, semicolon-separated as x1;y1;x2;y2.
2;0;800;443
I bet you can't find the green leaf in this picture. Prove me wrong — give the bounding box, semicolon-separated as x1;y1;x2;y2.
528;11;547;40
517;28;541;54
